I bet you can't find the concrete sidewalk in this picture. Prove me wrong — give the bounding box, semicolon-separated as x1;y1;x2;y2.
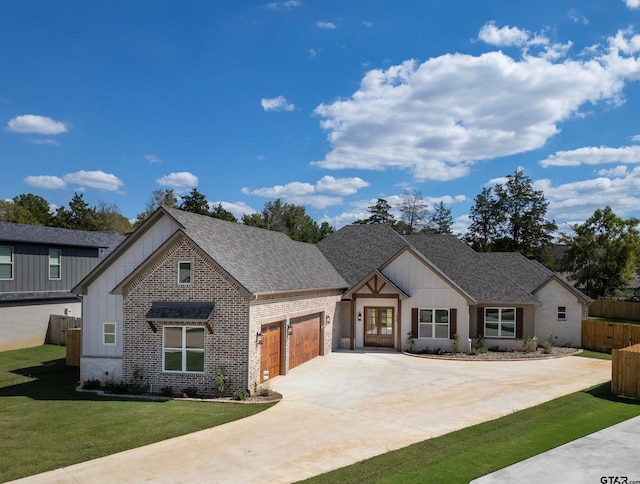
473;415;640;483
14;351;611;483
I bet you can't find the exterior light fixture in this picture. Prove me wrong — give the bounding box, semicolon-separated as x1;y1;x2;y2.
287;324;293;336
358;311;362;322
256;332;263;345
325;315;331;325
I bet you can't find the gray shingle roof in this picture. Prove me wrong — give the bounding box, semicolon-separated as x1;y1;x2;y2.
479;252;553;293
0;222;125;260
165;208;348;294
316;224;408;286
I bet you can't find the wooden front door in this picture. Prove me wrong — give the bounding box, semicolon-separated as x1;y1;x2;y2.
260;322;281;382
364;307;394;347
289;314;321;370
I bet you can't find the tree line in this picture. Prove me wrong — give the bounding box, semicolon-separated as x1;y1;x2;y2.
2;169;639;300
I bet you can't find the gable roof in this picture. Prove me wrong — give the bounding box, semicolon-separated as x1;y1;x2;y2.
480;252;591;303
165;208;347;294
0;221;125;260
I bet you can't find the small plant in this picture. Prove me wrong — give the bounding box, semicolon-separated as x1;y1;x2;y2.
104;380;129;394
82;378;101;390
256;382;273;397
214;366;228;397
542;340;554;354
181;387;198;398
232;389;249;401
451;333;461;353
127;366;149;395
522;336;536;353
406;332;415;352
435;347;444;355
468;347;477;356
160;386;173;397
473;335;487;352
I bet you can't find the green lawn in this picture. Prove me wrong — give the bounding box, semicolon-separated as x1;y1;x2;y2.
0;345;275;483
303;352;638;484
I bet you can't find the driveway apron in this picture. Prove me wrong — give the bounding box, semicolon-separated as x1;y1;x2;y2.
14;351;611;483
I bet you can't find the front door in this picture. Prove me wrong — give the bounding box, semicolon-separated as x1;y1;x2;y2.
364;307;394;347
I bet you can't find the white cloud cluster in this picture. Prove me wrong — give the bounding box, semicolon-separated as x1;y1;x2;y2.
478;21;531;47
156;172;199;190
6;114;68;135
242;176;369;209
316;21;336;29
24;170;124;191
266;0;300;9
312;28;640;182
261;95;295;112
625;0;640;9
540;145;640;167
145;154;162;164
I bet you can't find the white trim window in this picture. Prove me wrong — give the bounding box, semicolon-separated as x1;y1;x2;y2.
418;308;449;339
49;249;61;280
163;326;205;373
485;308;516;338
557;306;567;320
0;246;13;280
178;261;192;285
103;322;116;345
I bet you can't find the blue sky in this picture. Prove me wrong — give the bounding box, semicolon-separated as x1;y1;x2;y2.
2;1;640;234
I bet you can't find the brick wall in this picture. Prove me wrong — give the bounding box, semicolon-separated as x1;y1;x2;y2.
122;235;250;397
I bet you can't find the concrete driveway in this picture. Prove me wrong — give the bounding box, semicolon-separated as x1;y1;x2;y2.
16;351;611;483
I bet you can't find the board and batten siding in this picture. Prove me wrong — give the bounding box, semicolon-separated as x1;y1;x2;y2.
0;243;98;293
80;215;180;383
382;250;470;351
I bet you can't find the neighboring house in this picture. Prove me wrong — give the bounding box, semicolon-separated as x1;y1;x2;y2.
0;222;125;351
73;209;589;396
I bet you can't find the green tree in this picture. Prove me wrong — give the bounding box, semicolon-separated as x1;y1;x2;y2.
355;198;396;226
242;199;329;243
134;189;178;227
12;193;53;225
398;190;428;235
561;206;640;299
210;203;237;223
94;201;133;234
426;201;453;234
464;187;502;252
179;188;210;216
53;193;98;230
0;200;41;224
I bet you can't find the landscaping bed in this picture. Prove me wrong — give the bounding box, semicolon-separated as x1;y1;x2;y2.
406;346;580;360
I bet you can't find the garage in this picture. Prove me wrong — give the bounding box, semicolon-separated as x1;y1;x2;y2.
260;322;281;382
289;313;321;370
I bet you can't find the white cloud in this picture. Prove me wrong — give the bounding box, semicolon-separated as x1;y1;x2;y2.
568;9;589;25
537;167;640;222
210;201;257;220
540;145;640;167
309;48;319;57
478;21;531;47
266;0;300;9
362;21;373;28
241;176;370;209
6;114;68;135
156;172;199;190
632;134;640;142
596;165;629;177
625;0;640;9
63;170;124;191
29;138;60;146
145;154;162;164
261;95;295;112
317;21;336;29
24;175;67;190
312;29;640;181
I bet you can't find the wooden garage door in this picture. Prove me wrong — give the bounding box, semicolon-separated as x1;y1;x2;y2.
289;314;321;370
260;322;281;383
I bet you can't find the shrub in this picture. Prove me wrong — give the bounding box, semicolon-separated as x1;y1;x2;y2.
256;383;273;397
232;389;249;401
542;340;554;354
181;387;198;398
522;337;536;353
104;380;129;394
160;386;173;397
82;379;101;390
452;333;461;353
406;332;416;352
214;367;228;397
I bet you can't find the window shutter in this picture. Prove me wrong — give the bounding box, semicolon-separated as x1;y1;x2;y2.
411;308;418;338
476;307;484;337
449;308;457;339
516;308;524;339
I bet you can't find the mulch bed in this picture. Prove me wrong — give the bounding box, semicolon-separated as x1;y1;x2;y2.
405;347;581;361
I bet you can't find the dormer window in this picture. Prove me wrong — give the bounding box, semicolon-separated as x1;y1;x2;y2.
178;261;192;285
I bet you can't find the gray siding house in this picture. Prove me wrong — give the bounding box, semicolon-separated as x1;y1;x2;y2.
0;222;124;351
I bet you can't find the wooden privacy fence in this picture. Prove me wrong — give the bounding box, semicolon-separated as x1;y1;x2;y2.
589;299;640;321
612;343;640;399
66;328;81;367
46;315;82;345
581;319;640;352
